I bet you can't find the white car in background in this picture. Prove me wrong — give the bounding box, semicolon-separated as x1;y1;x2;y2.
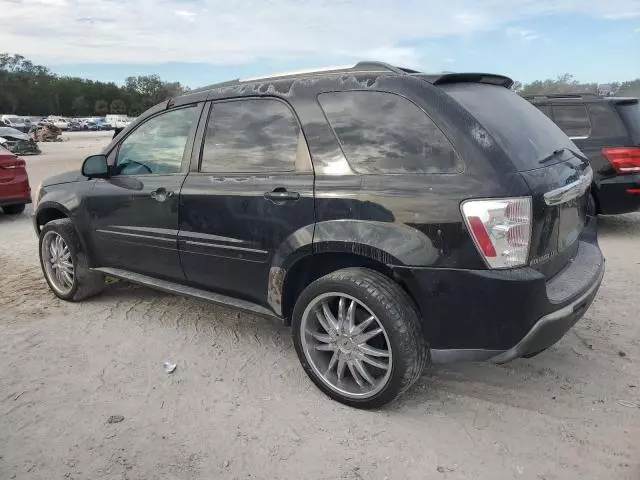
46;116;70;130
105;114;133;129
0;115;29;132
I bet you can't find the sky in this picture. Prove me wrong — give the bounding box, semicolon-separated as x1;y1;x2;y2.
1;0;639;89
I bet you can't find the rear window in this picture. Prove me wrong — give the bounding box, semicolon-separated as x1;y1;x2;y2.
442;83;577;170
616;101;640;144
318;91;462;174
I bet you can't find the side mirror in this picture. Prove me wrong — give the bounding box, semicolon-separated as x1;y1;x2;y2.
82;154;109;179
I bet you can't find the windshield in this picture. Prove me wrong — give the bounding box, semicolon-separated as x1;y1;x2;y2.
616;101;640;144
441;83;578;170
5;117;21;123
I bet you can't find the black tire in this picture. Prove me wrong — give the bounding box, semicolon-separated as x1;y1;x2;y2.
39;218;104;301
2;204;25;215
292;267;428;409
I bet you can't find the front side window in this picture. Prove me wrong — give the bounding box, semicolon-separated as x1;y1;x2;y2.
201;98;301;173
318;91;462;174
115;106;198;175
551;105;591;138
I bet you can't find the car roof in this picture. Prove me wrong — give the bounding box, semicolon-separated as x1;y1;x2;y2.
175;61;514;102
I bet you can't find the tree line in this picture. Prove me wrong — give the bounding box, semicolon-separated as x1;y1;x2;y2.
0;54;187;117
2;53;640;118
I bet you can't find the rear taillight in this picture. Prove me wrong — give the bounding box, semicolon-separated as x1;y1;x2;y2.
0;154;25;169
602;147;640;174
461;197;532;269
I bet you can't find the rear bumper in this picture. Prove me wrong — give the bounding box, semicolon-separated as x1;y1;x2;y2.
490;265;603;363
0;173;31;207
596;173;640;215
393;221;605;363
0;196;32;207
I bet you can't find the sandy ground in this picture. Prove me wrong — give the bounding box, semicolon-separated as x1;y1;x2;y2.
0;132;639;480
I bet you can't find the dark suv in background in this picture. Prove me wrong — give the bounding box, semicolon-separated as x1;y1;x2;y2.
526;93;640;215
34;62;604;408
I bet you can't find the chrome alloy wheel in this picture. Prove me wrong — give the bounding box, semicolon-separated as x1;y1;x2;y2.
41;231;75;295
300;292;393;399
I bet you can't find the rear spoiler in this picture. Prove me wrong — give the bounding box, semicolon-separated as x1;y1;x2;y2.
418;73;514;89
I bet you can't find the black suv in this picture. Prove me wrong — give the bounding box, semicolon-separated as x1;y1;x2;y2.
526;93;640;215
34;62;604;408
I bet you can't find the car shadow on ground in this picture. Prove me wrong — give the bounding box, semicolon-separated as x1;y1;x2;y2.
597;212;640;236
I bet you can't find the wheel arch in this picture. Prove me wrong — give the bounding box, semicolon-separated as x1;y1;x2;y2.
276;251;397;325
35;203;96;266
35;203;70;232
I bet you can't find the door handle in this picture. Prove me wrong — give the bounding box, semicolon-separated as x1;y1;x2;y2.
264;189;300;202
150;188;174;202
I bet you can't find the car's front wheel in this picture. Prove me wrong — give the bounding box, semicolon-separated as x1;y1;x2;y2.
39;218;104;301
2;204;25;215
292;268;428;409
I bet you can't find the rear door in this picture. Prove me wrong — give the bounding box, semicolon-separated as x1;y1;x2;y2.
442;84;592;277
178;97;315;307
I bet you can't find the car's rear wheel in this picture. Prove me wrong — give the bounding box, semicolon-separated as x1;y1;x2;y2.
39;218;104;301
292;268;428;409
2;204;25;215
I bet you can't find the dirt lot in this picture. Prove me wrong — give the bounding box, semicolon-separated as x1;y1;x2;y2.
1;132;639;480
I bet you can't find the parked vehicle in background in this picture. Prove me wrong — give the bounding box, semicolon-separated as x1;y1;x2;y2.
0;115;29;133
79;120;99;131
105;114;132;129
34;62;604;408
92;118;113;130
0;126;41;155
526;93;640;215
46;116;70;130
0;144;31;214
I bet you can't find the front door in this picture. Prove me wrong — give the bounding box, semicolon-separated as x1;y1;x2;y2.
178;98;315;307
87;105;201;280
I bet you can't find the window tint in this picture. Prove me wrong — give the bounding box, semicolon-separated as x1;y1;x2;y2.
616;102;640;144
587;102;627;138
442;83;577;170
318;91;462;174
115;106;198;175
201;99;300;173
551;105;591;138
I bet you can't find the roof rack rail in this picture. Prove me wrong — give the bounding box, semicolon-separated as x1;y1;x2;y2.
353;61;410;74
188;79;241;94
187;61;409;94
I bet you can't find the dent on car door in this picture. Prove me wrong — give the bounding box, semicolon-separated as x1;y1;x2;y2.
178;97;315;307
87;105;201;279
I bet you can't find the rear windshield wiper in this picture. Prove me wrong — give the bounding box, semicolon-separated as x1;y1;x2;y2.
538;147;589;165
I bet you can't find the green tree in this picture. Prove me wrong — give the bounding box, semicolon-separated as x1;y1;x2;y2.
516;74;597;96
72;96;88;115
616;79;640;97
110;99;127;114
94;99;109;115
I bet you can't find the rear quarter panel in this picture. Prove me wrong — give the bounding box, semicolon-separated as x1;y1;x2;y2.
292;74;531;268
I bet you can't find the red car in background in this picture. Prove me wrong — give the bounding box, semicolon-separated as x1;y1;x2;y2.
0;144;31;214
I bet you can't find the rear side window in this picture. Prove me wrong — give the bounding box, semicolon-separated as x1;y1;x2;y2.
616;101;640;144
551;105;591;138
318;91;462;174
535;105;552;119
586;102;628;138
201;98;300;173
